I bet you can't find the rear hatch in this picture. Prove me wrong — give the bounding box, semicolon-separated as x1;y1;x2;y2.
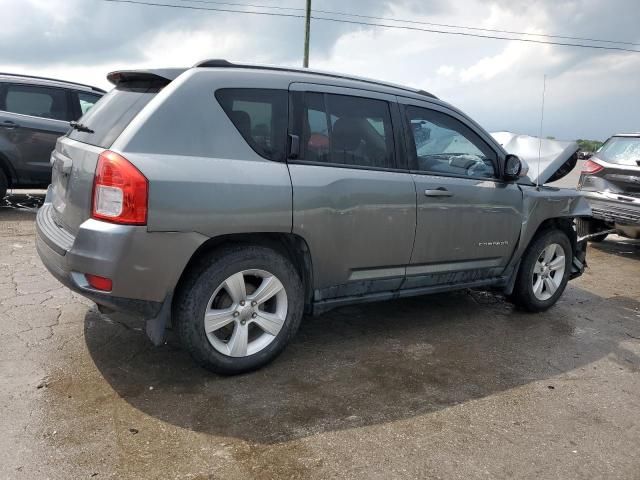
579;135;640;198
49;69;184;235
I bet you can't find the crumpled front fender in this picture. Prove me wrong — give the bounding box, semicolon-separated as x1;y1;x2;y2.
506;186;591;281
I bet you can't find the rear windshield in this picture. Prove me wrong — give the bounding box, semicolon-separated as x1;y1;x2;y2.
67;85;159;148
596;136;640;167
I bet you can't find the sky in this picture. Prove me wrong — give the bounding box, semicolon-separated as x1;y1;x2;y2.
0;0;638;141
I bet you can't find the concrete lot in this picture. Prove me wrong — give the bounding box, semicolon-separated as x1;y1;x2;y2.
1;192;639;480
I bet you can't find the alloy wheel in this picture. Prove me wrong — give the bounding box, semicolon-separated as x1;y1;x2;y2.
531;243;566;301
203;269;288;357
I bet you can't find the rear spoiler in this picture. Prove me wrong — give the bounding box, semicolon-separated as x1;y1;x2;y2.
106;68;186;86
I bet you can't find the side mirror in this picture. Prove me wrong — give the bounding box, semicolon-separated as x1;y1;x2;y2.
504;154;523;181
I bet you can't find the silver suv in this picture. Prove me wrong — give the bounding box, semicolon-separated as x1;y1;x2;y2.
36;60;590;374
0;73;104;199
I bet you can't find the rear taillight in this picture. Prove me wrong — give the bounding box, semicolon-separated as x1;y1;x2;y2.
92;151;148;225
581;159;604;175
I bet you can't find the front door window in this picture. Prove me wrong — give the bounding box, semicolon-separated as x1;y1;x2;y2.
405;106;497;179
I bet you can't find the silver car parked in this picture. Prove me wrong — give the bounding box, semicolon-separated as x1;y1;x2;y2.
36;60;591;374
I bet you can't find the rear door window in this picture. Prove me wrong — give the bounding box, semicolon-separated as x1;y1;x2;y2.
67;85;158;148
301;92;395;169
3;84;72;121
215;88;288;162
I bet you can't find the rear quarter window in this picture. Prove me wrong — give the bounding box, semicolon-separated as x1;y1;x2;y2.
215;88;288;162
68;85;158;148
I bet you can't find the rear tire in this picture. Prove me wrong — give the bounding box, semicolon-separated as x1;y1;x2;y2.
174;245;304;375
0;170;7;201
510;229;572;312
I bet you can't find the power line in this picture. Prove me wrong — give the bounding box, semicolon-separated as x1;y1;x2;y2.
313;15;640;53
177;0;301;11
102;0;305;19
175;0;640;47
100;0;640;53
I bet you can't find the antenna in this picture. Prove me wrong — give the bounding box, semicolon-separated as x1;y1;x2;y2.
536;74;547;189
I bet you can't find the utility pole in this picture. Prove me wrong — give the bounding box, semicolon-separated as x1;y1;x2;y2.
303;0;311;68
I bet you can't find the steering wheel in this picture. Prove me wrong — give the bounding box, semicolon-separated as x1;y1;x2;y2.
466;158;491;177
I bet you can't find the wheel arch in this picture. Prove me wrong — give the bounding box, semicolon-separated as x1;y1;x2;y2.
173;232;314;313
504;216;583;295
533;217;578;254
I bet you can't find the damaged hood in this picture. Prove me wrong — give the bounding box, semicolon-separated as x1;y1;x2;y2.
491;131;579;185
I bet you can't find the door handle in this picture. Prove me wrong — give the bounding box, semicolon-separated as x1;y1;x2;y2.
425;188;453;197
1;120;20;129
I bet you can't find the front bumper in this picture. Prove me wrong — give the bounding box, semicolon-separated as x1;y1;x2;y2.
35;202;206;318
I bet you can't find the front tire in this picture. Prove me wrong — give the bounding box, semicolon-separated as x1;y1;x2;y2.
174;245;304;375
510;229;572;312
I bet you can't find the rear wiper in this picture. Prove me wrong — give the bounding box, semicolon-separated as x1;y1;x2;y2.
69;121;94;134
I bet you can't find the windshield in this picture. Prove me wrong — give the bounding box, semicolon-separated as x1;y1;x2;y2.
67;85;159;148
596;136;640;166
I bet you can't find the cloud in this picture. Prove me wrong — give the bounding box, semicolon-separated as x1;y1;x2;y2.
0;0;638;139
459;43;527;82
436;65;455;76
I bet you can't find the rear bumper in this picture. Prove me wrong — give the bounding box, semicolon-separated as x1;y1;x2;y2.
583;192;640;225
35;202;206;318
36;231;164;317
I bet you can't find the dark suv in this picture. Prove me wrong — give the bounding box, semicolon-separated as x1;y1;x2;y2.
0;73;105;199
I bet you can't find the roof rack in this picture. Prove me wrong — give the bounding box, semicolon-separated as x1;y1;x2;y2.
0;72;106;93
194;59;437;100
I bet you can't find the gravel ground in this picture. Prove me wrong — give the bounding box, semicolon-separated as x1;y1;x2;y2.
1;192;639;480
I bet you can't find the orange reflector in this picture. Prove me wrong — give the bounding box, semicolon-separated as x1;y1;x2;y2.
86;274;113;292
